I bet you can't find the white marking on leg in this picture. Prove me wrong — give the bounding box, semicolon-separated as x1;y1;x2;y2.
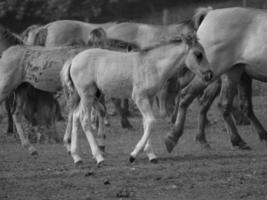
131;96;155;159
80;102;104;164
144;139;157;161
70;110;82;163
64;112;73;153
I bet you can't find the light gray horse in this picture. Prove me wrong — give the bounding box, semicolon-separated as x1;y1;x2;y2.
166;7;267;153
61;33;213;165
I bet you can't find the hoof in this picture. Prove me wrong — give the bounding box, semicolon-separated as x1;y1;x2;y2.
165;136;176;153
97;160;104;168
201;143;211;150
129;156;135;163
233;141;251;150
54;137;62;144
150;158;158;164
75;160;83;168
262;140;267;147
196;140;211;150
98;145;106;153
238;143;251;150
104;121;110;127
122;122;133;129
29;147;38;156
30;150;38;156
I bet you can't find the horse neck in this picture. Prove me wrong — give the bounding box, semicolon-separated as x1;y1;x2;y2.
146;43;188;79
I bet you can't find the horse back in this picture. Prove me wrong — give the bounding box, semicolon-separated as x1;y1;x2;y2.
198;7;267;76
71;48;137;98
20;46;83;92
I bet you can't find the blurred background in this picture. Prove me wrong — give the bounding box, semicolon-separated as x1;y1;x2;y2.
0;0;266;33
0;0;266;94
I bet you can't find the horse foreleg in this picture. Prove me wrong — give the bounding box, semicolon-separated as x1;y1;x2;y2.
157;86;168;117
195;78;221;149
144;139;157;163
5;100;15;135
238;74;267;145
130;95;155;162
165;76;207;153
12;111;38;155
218;70;250;150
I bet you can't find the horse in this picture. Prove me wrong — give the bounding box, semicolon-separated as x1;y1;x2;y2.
22;23;137;129
165;7;267;153
20;24;43;45
61;32;213;165
0;31;144;155
27;20;194;49
0;25;25;135
24;20;116;46
24;19;201;124
62;28;142;154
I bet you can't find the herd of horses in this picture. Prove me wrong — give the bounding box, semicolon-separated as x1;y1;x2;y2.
1;6;267;167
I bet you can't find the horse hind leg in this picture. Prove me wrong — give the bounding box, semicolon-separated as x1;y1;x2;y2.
112;98;132;129
79;92;104;166
94;100;107;152
63;112;73;154
70;108;83;165
12;109;38;155
238;73;267;145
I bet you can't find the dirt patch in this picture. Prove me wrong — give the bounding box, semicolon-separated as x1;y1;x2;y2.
1;97;267;200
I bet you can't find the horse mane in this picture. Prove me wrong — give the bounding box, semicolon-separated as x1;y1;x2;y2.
106;39;140;51
141;30;198;53
88;38;140;52
20;24;41;39
0;25;24;45
33;27;48;46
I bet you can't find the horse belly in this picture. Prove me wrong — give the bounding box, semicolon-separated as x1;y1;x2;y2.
96;73;133;99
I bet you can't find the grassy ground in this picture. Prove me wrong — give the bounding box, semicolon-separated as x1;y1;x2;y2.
0;96;267;200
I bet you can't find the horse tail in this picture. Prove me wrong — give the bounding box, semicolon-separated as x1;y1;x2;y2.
192;7;213;30
33;27;48;46
60;59;80;111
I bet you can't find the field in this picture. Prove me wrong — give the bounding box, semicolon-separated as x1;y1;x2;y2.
0;96;267;200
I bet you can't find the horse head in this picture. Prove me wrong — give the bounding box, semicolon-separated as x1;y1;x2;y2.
87;27;107;48
181;32;213;82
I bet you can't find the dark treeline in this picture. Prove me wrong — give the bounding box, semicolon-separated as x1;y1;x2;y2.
0;0;230;33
